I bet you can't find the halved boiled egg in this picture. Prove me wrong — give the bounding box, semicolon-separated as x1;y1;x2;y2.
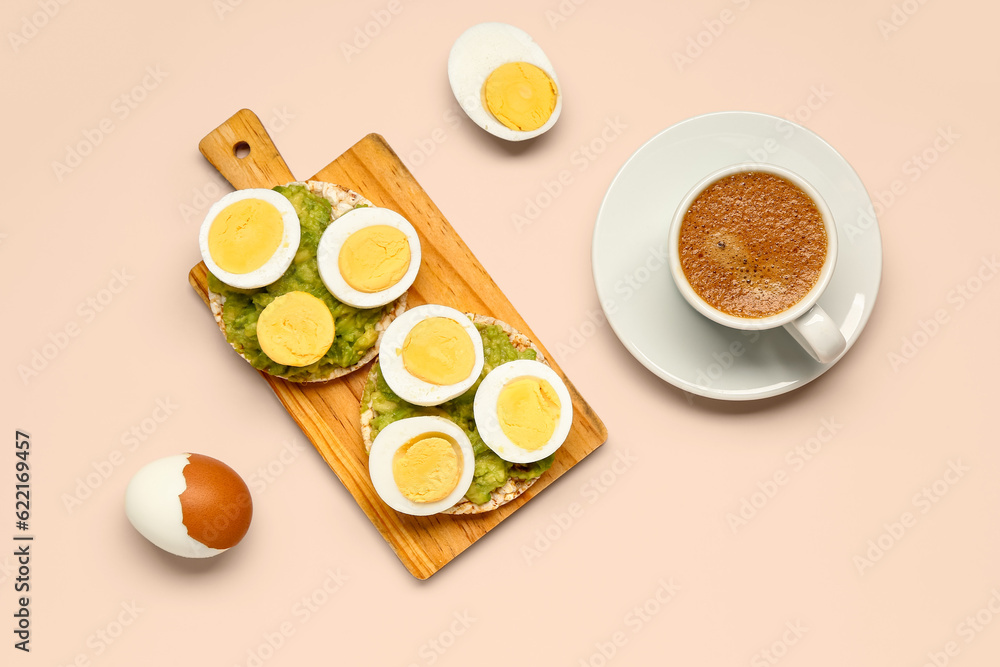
379;304;485;406
368;416;475;516
448;22;562;141
199;188;300;289
125;453;253;558
473;359;573;464
316;206;421;309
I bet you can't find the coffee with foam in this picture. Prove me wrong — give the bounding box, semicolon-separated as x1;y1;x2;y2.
677;172;827;319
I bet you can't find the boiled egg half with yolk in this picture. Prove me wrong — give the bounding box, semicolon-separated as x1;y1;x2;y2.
448;22;562;141
199;188;300;289
125;453;253;558
369;416;475;516
379;304;484;406
473;359;573;464
316;206;421;309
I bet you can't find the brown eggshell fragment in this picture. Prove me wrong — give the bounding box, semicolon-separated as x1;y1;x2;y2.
179;453;253;549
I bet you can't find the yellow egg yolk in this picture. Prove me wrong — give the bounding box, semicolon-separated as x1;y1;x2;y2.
256;291;335;367
482;62;558;132
401;317;475;385
392;436;461;503
497;376;561;451
338;225;411;293
208;198;284;274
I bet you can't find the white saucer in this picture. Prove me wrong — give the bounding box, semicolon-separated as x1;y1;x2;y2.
591;111;883;400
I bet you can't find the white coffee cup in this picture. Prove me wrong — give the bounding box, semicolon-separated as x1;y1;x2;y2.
668;163;846;364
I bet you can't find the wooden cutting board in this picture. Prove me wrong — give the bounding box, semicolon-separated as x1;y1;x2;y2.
188;109;608;579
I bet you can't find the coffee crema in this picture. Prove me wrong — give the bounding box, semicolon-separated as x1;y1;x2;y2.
678;172;827;318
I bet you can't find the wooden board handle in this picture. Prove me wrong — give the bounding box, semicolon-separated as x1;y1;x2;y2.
198;109;295;189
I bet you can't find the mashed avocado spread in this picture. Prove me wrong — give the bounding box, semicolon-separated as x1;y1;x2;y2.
362;323;555;505
207;184;394;381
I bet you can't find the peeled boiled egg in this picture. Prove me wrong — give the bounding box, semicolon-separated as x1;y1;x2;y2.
448;22;562;141
199;188;300;289
379;304;485;406
125;453;252;558
473;359;573;464
369;416;475;516
316;206;421;309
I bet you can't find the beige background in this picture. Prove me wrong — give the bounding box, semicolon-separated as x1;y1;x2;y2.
4;0;999;665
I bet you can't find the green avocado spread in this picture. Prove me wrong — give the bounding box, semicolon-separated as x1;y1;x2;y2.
361;323;556;505
207;184;394;381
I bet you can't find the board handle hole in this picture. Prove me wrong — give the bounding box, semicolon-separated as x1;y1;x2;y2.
233;141;251;159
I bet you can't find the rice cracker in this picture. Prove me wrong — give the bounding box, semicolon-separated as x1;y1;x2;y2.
207;181;406;382
360;314;549;514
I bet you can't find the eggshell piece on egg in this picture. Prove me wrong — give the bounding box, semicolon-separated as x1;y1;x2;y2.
179;454;253;549
125;453;252;558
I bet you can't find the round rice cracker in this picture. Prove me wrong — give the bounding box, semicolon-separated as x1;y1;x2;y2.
207;181;407;383
360;314;550;515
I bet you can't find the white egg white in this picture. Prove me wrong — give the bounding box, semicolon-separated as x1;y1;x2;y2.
368;416;475;516
316;206;421;309
448;22;562;141
379;304;485;407
473;359;573;464
198;188;301;289
124;454;226;559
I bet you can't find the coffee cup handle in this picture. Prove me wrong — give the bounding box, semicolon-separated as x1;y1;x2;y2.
783;305;846;364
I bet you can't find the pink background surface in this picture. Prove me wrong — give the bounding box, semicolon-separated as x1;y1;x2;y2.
4;0;999;665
